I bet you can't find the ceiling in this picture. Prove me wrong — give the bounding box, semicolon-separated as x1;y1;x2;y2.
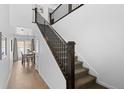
38;4;59;10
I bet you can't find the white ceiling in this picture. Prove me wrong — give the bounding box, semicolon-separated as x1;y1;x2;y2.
38;4;59;10
15;27;33;36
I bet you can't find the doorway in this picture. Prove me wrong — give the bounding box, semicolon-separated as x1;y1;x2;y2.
17;39;32;60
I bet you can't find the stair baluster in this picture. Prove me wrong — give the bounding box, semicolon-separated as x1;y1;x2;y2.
34;8;75;89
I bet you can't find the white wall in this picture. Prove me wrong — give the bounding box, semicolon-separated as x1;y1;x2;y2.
9;4;32;29
37;5;49;22
53;4;124;89
0;5;12;88
37;4;59;22
32;24;66;89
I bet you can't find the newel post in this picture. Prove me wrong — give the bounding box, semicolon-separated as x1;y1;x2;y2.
67;41;75;89
34;8;37;23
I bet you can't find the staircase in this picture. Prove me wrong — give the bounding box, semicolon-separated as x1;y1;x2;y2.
75;56;106;89
34;8;106;89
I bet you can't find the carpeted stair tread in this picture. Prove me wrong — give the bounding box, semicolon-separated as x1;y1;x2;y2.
62;61;82;67
75;75;96;88
75;68;88;74
88;83;107;89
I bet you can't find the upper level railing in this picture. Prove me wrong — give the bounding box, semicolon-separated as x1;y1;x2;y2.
50;4;84;24
34;8;75;89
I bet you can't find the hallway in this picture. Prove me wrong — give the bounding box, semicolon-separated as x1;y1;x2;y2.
7;61;48;89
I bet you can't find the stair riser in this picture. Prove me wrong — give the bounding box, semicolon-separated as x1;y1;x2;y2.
76;79;96;89
75;64;82;69
75;71;88;79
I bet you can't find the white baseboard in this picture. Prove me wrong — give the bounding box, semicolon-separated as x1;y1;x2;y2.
97;80;116;89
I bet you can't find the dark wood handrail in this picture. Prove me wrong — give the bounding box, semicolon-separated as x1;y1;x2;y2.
50;4;62;15
50;4;84;25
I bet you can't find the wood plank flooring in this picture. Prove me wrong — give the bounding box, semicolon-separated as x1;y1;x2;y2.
7;61;48;89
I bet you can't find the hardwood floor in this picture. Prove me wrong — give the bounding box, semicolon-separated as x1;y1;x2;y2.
7;61;48;89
